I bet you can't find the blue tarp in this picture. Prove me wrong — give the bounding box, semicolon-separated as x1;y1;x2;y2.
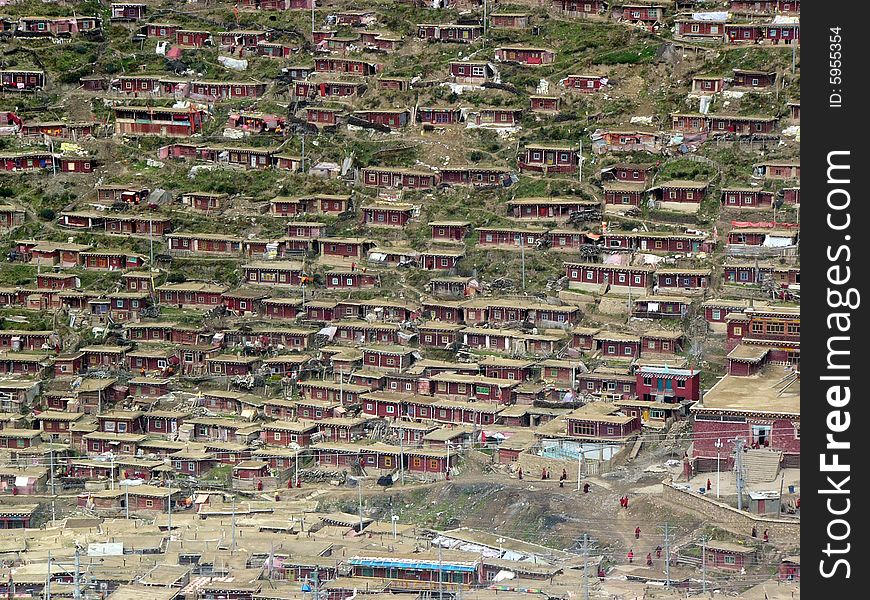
349;558;477;572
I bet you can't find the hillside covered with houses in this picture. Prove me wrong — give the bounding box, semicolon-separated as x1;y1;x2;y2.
0;1;799;599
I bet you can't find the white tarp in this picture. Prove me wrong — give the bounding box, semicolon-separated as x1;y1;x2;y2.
692;12;729;21
88;542;124;557
218;55;248;71
763;235;794;247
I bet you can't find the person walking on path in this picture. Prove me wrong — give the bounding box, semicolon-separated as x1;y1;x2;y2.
751;526;757;538
635;527;641;539
656;545;662;559
627;549;634;564
583;482;590;494
706;479;712;491
518;468;523;480
646;553;653;567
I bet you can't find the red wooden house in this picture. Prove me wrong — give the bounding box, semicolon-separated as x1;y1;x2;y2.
175;29;211;47
0;69;46;91
242;261;304;287
189;80;267;100
437;165;511;187
166;233;242;256
552;0;608;16
362;345;415;372
564;404;641;441
675;18;726;39
691;366;799;470
313;57;380;75
429;221;471;243
635;366;700;403
732;68;777;88
261;421;317;448
691;75;725;94
353;109;410;129
709;114;778;135
633;295;691;319
619;3;667;23
594;331;640;359
671;113;708;133
561;74;608;92
652;180;708;205
728;0;800;13
721;187;775;208
359;32;402;52
79;250;145;270
778;557;800;582
477;227;547;250
655;268;711;291
111;4;146;21
114;106;205;136
333;321;399;345
602;163;657;184
565;262;653;290
470;107;522;128
602;181;646;206
417;23;483;43
294;79;364;99
518;143;579;173
16;16;103;37
530;95;560;113
419;247;465;270
490;13;530;29
325;268;379;290
753;160;799;180
417;106;463;126
449;61;496;85
218;30;270;50
157;282;228;308
782;187;800;205
361;167;437;189
146;23;179;38
494;46;555;65
702;542;757;571
361;202;417;228
506;197;597;220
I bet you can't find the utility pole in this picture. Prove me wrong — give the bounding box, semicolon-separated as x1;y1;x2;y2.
110;454;115;490
125;480;130;519
701;534;710;593
399;433;405;485
734;438;746;511
44;552;51;600
578;139;583;184
483;0;488;46
295;449;300;488
663;522;671;587
73;548;81;600
167;477;172;531
576;446;584;492
714;438;724;499
520;234;526;290
582;534;589;600
231;496;237;554
392;514;399;542
791;38;796;74
438;543;444;600
50;450;55;496
446;442;451;479
357;478;364;530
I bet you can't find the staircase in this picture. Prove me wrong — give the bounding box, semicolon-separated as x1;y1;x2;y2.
743;449;782;483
